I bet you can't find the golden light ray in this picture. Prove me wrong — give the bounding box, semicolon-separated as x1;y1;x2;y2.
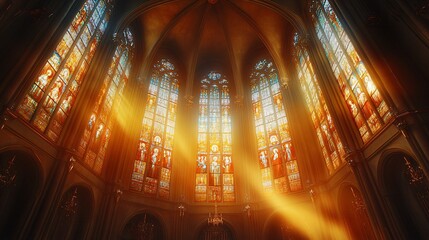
243;155;349;239
114;95;135;133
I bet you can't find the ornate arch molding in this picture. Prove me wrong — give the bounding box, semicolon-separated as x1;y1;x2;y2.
376;148;429;238
0;145;44;181
120;209;168;240
261;210;306;240
0;146;44;238
47;183;95;239
377;148;418;191
62;182;95;204
194;218;236;240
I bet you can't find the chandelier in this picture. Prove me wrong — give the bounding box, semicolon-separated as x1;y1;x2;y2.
61;188;79;217
208;192;223;226
0;155;16;187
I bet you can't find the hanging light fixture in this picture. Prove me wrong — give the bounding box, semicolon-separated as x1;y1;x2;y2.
208;192;223;226
0;155;16;187
61;188;79;217
178;204;185;217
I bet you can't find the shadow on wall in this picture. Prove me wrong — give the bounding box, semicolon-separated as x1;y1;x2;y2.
264;213;308;240
382;153;429;239
121;212;164;240
0;150;41;239
47;185;93;239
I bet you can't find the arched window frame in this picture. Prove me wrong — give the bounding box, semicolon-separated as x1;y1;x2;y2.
16;0;112;141
310;0;391;143
195;71;235;202
130;58;179;200
250;59;302;193
77;28;134;174
293;33;345;174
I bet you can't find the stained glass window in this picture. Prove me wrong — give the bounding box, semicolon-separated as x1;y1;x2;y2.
311;0;391;142
77;29;134;174
195;71;234;202
294;33;345;174
130;59;179;200
16;0;112;141
251;59;302;193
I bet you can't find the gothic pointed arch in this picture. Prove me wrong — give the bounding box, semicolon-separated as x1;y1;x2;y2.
0;149;42;239
380;152;429;239
77;27;134;174
310;0;392;143
130;58;179;200
16;0;113;141
250;58;302;193
197;222;235;240
121;212;165;240
195;71;235;202
293;33;345;174
48;185;94;239
262;213;306;240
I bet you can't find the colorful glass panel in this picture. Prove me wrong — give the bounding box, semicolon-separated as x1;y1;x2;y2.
195;72;235;202
251;59;302;193
294;33;345;174
130;59;179;200
77;29;133;174
17;0;112;141
311;0;391;142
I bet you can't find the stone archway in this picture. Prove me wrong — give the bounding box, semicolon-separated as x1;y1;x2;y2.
338;185;376;239
263;213;307;240
381;153;429;239
121;212;164;240
0;149;42;238
197;223;234;240
48;185;94;239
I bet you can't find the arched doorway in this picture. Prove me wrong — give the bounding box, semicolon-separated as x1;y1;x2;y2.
48;185;93;239
338;185;376;239
263;214;307;240
197;223;234;240
0;149;41;238
121;212;164;240
382;153;429;239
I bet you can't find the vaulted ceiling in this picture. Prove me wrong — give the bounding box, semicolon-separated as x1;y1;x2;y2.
117;0;305;94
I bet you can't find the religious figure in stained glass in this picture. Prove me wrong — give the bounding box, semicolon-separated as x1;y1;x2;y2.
130;59;179;200
77;28;134;174
16;0;113;141
311;0;391;143
195;71;235;202
293;32;345;174
251;59;302;193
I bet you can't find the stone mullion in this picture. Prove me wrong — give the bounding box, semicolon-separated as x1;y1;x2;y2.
304;6;394;238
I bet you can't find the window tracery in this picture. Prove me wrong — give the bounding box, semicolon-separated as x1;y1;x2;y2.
77;28;134;174
251;59;302;193
17;0;112;141
311;0;391;142
195;71;235;202
130;59;179;199
294;33;345;174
